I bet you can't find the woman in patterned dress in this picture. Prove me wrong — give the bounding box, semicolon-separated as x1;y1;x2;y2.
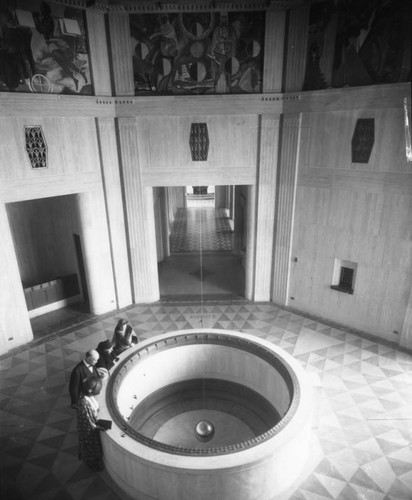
76;376;106;471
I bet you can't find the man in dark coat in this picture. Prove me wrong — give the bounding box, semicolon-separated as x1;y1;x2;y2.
96;339;116;372
69;349;100;409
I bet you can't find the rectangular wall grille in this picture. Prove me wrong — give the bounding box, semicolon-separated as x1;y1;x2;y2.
189;123;209;161
25;126;48;169
351;118;374;163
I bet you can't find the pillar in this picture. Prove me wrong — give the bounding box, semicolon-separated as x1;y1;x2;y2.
229;185;235;221
215;185;227;208
253;115;281;301
232;186;241;257
284;5;310;92
160;188;171;259
244;185;257;301
86;8;112;96
117;118;159;303
77;190;117;314
400;285;412;351
272;114;301;305
96;118;133;309
107;13;134;96
319;13;338;88
263;10;287;93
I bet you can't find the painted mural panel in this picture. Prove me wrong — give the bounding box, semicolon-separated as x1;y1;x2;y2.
130;11;265;95
0;1;92;94
303;0;411;91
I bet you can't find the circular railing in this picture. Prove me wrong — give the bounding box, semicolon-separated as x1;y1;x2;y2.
106;331;300;456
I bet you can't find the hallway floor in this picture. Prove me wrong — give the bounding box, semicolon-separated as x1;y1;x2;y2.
170;207;233;253
159;205;245;298
1;302;412;500
158;252;245;298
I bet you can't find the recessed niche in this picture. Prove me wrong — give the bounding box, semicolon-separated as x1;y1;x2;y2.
331;259;357;295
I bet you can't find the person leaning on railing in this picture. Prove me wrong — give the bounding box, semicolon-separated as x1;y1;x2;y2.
95;339;119;379
111;319;139;357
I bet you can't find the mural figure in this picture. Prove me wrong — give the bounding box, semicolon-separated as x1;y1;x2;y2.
303;0;411;91
0;1;92;95
130;10;264;95
0;8;35;91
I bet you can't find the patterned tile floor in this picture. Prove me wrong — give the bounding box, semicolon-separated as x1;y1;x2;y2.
158;252;245;297
2;207;412;499
160;203;243;298
170;207;233;253
1;301;412;500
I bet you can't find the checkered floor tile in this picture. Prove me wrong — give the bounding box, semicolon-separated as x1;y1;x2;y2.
170;207;233;253
1;301;411;500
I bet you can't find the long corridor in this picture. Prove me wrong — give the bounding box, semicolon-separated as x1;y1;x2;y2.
159;206;245;299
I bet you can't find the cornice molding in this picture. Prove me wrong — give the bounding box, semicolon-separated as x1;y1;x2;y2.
48;0;306;13
1;83;409;119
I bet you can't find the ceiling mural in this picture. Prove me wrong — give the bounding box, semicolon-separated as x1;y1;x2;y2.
303;0;411;91
0;1;92;94
130;11;265;95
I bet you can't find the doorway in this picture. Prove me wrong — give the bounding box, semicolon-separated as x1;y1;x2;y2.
6;195;94;339
157;185;246;299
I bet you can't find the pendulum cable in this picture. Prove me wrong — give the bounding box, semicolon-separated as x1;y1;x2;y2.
199;206;206;405
199;207;204;327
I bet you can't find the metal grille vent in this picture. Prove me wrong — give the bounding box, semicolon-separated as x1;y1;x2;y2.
351;118;374;163
189;123;209;161
25;126;48;169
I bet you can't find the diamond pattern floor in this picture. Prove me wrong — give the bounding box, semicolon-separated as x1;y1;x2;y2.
1;301;411;500
158;252;245;297
170;207;233;253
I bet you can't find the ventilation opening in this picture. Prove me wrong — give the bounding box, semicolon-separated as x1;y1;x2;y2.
331;259;357;295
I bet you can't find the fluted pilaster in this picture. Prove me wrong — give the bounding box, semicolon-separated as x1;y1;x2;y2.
86;9;112;96
97;118;132;308
253;115;281;301
244;185;257;301
284;5;310;92
272;114;301;305
108;13;134;96
117;118;159;303
319;13;338;87
263;10;286;93
77;190;117;314
160;188;170;258
400;284;412;351
232;185;242;256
